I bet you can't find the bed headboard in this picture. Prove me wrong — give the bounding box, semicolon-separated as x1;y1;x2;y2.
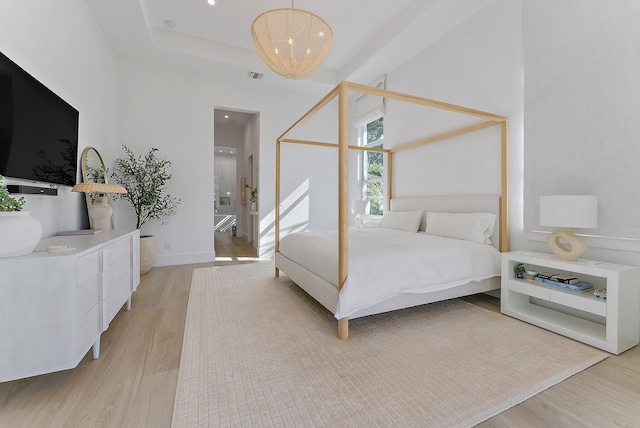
390;195;502;251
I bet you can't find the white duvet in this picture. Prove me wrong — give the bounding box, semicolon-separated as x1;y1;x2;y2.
278;228;501;319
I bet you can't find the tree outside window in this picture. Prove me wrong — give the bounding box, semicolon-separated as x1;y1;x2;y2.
361;117;384;215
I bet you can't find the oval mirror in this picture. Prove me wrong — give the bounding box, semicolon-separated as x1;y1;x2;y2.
80;147;113;230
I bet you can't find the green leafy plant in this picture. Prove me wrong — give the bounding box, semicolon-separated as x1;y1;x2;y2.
0;175;26;212
111;144;181;229
86;165;108;204
245;184;257;204
86;165;106;184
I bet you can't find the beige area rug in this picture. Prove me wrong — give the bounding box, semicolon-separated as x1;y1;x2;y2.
172;262;608;427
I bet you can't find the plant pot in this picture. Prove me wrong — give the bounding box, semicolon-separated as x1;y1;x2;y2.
0;211;42;257
139;235;156;275
251;202;257;211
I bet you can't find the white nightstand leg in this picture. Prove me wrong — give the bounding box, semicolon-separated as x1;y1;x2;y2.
126;295;132;311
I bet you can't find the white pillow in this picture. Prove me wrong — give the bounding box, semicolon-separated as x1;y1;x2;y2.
425;212;496;244
378;210;423;233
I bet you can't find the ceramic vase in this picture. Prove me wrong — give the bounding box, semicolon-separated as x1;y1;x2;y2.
89;196;112;232
0;211;43;257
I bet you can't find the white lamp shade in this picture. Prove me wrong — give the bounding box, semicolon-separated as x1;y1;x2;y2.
540;195;598;229
351;200;369;215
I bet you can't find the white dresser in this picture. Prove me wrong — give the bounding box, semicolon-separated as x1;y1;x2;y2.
0;230;140;382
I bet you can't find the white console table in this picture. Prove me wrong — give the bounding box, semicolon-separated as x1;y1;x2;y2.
0;230;140;382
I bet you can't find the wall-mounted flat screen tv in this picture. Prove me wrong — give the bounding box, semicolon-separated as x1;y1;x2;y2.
0;51;79;187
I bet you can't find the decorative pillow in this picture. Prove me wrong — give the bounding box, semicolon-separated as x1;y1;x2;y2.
425;212;496;244
377;210;423;233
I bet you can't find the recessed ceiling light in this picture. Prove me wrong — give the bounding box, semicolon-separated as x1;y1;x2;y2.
224;115;229;119
207;0;216;5
230;151;234;154
218;150;222;153
164;20;176;29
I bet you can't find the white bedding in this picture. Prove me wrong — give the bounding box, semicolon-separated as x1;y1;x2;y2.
278;228;502;319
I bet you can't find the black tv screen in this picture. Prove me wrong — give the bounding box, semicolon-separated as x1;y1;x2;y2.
0;51;79;187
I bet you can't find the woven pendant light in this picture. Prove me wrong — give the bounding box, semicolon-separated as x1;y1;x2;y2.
251;2;332;80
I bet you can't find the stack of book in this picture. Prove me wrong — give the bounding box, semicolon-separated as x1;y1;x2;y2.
534;272;593;293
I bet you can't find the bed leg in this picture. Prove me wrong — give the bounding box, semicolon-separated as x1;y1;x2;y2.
338;317;349;341
275;267;280;278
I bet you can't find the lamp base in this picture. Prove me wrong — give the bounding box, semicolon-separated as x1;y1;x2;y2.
547;228;586;261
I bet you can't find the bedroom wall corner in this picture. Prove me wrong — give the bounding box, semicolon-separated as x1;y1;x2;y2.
522;0;640;267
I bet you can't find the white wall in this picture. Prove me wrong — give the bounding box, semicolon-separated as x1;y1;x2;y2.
275;101;340;241
0;0;118;237
116;60;334;264
523;0;640;266
383;0;525;247
389;0;640;269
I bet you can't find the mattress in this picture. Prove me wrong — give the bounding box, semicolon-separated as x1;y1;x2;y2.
278;228;502;318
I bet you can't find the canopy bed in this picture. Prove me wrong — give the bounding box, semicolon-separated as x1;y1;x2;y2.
275;81;508;340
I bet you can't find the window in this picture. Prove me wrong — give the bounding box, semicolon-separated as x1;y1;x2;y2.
359;116;384;215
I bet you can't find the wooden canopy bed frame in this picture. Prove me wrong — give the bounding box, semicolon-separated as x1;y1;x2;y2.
274;81;508;340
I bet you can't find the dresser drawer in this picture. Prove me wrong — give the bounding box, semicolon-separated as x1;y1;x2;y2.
101;254;131;300
75;303;100;359
76;250;100;286
102;237;131;270
102;276;131;329
76;274;100;320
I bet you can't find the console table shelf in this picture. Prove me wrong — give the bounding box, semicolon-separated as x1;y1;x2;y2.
0;230;140;382
501;251;640;354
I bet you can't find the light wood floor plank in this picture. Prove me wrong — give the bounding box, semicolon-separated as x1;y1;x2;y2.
123;369;179;428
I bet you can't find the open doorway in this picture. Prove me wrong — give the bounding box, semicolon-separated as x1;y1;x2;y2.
213;146;236;230
213;108;260;262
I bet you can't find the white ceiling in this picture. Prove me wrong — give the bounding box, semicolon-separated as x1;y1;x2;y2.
84;0;494;94
214;108;254;130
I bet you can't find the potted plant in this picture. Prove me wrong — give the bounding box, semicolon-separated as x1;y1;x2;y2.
245;184;257;211
0;175;42;257
111;145;180;274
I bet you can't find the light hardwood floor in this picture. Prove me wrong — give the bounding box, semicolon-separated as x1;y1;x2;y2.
465;294;640;428
1;234;639;427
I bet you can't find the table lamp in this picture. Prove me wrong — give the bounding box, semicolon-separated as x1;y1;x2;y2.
72;182;127;231
539;195;597;261
351;200;369;229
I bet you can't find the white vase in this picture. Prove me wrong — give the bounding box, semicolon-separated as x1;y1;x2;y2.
251;202;257;211
88;196;112;232
0;211;43;257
